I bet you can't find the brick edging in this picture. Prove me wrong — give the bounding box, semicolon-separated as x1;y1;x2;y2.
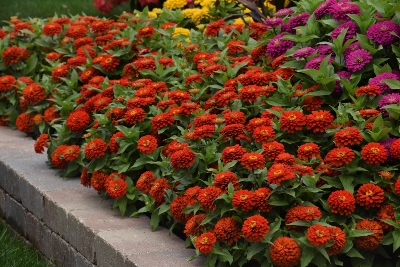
0;126;204;267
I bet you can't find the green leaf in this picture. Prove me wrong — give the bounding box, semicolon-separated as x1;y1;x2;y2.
117;197;127;216
158;202;170;215
346;247;364;259
213;247;233;264
339;175;354;194
381;232;394;246
393;230;400;252
150;210;160;231
348;229;374;238
23;53;38;76
247;242;265;260
384;78;400;89
301;246;316;267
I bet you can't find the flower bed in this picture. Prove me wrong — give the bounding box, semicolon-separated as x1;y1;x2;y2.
1;0;400;266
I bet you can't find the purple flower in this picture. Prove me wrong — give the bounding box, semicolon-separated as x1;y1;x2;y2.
379;93;400;116
345;49;372;72
267;33;294;58
305;55;333;69
274;8;294;17
314;0;336;20
380;138;397;163
369;72;400;93
315;44;334;55
264;18;283;28
331;21;358;41
366;21;400;46
392;70;400;80
293;47;316;59
343;41;361;58
334;70;351;95
332;1;361;22
282;12;311;34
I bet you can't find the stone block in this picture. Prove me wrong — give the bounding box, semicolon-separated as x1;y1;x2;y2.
94;234;126;267
5;195;26;235
0;162;21;201
50;232;76;267
43;194;69;239
75;252;96;267
0;188;5;218
26;212;52;259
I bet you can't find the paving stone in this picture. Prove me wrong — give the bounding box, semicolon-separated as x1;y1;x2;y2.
94;234;126;267
5;194;26;235
0;162;21;201
127;250;206;267
0;188;5;218
50;232;76;267
43;194;69;239
75;252;96;267
26;212;52;259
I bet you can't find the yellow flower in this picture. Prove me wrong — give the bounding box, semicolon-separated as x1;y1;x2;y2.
152;8;163;14
233;16;253;25
195;0;215;7
163;0;187;9
191;8;210;25
173;27;191;37
147;11;158;18
265;2;276;13
182;8;197;18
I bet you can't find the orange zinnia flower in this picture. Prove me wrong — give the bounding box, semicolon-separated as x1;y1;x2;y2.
170;148;196;170
327;190;356;215
84;138;107;160
242;215;270;242
262;141;285;161
195;232;217;254
232;189;256;212
254;187;273;213
184;214;206;237
106;178;127;199
361;142;388;165
326;226;346;255
136;171;157;194
324;147;355;167
240;152;265;170
221;144;247;164
334;127;363;147
149;178;171;205
354;219;383;250
197;186;223;211
213;171;239;191
267;163;296;184
356;183;385;209
269;237;301;267
137;135;158;155
306;110;334;133
214;217;242;246
307;224;331;246
280;110;306;133
34;133;50;154
377;204;395;232
66;110;90;132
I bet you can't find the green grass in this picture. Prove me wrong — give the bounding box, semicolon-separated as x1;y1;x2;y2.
0;219;52;267
0;0;131;23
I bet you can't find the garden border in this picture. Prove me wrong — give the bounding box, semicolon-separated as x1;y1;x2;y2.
0;126;204;267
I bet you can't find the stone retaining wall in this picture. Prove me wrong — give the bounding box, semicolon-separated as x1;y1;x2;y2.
0;126;204;267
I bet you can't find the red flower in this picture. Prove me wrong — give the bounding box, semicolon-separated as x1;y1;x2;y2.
267;163;296;184
275;153;296;166
65;25;88;39
106;178;127;199
109;132;125;154
221;144;247;165
51;144;68;169
285;205;321;231
280;110;306;133
149;178;171;205
307;224;331;247
100;55;120;72
359;108;380;118
184;214;206;237
254;187;273;213
324;147;355;167
192;125;215;139
269;237;301;267
204;20;226;37
197;186;223;211
80;167;91;188
303;96;324;111
0;75;16;92
137;25;156;38
151;112;175;131
240;152;265;170
227;40;245;54
136;171;157;194
361;142;388;165
195;232;217;254
355;84;380;97
2;46;25;65
327;190;355;215
170;148;196;169
334;127;363;147
306;110;334;133
34;134;50;154
84;138;107;160
124;108;146;124
242;215;270;242
377;204;395;231
43;22;62;36
16;113;34;133
91;170;109;192
293;164;313;176
354;219;383;250
63;145;80;162
214;217;242;246
390;139;400;159
23;83;46;105
221;123;245;140
66;110;91;132
297;142;320;161
356;183;385;209
137;135;158;154
213;171;239;191
326;227;346;255
170;196;191;224
252;126;275;142
224;110;246;125
246;117;272;134
262;141;285;161
232;190;256;212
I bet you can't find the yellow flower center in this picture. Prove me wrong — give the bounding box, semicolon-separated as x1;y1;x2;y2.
249;155;258;160
337;152;345;157
249;221;257;228
288;114;297;121
274;170;282;175
200;237;209;244
304;146;312;151
142;140;150;147
338;195;346;201
315;230;325;237
105;58;113;64
365;190;373;196
261;130;269;135
240;194;248;200
371;147;380;154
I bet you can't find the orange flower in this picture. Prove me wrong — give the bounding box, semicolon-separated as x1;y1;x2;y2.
361;142;388;165
262;141;285;161
23;83;46;105
149;178;171;205
354;219;383;250
307;224;331;247
355;84;380;97
232;190;256;212
267;163;296;184
65;25;88;39
91;170;109;192
51;64;69;82
240;152;265;170
84;138;107;160
303;96;324;111
224;110;246;125
109;132;125;154
43;106;60;124
151;112;175;131
293;164;313;176
106;178;127;199
2;46;25;65
359;108;380;118
324;147;355;167
213;171;239;191
334;127;363;147
170;148;196;169
275;152;296;166
197;186;223;211
136;171;157;194
269;237;301;267
80;167;91;188
0;75;16;92
227;40;245;54
195;232;217;254
326;227;346;255
184;214;206;237
377;204;395;232
242;215;270;242
239;85;263;102
221;144;247;164
34;133;50;154
279;110;306;133
137;135;158;155
252;126;276;142
285;205;321;231
356;183;385;209
51;144;68;169
16;112;34;133
214;217;242;246
66;110;90;132
327;190;356;216
100;55;120;72
306;110;334;133
204;19;226;37
63;145;80;162
254;187;273;213
246;117;272;134
170;196;191;224
297;142;320;161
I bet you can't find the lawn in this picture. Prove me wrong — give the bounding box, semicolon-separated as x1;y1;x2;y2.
0;0;131;24
0;219;51;267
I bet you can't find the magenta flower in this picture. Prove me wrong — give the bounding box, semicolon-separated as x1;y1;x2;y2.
380;138;397;162
345;49;372;72
379;93;400;116
332;1;361;22
316;44;334;55
293;47;316;59
343;41;361;58
369;72;400;93
314;0;336;20
274;8;294;17
334;70;351;95
264;18;283;28
305;55;333;70
331;21;358;41
366;21;400;46
267;34;294;58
